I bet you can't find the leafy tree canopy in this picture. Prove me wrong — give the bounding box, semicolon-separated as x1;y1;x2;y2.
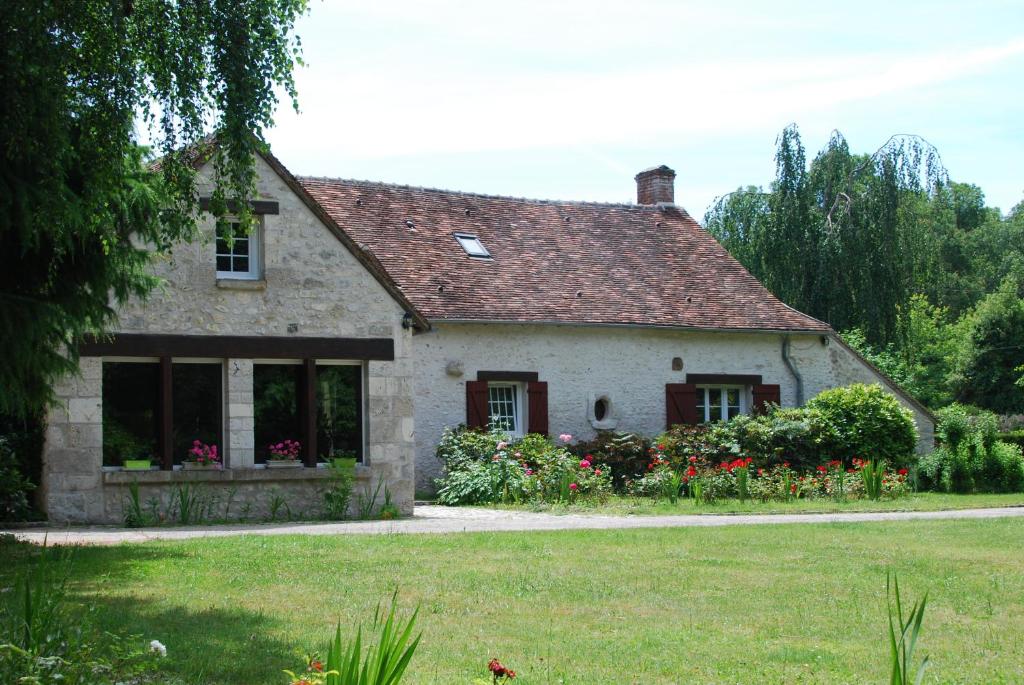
0;0;308;416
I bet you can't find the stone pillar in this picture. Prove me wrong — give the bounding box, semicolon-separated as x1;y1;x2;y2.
365;327;416;514
226;359;255;468
41;357;104;523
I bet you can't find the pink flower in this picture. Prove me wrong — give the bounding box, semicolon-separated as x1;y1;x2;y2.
594;469;602;476
514;451;522;458
497;441;508;450
569;483;578;491
579;460;591;469
525;469;533;475
558;433;572;443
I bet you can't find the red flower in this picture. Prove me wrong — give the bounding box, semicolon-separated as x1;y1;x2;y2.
594;469;602;476
816;465;827;473
310;660;323;672
757;468;764;477
719;461;730;470
569;483;578;491
688;455;698;463
657;443;666;450
898;468;908;476
790;483;797;493
686;466;697;477
782;461;790;468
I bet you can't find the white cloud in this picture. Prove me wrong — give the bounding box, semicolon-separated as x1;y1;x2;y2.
269;36;1024;159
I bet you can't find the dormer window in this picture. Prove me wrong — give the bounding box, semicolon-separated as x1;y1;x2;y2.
454;233;490;259
216;221;262;280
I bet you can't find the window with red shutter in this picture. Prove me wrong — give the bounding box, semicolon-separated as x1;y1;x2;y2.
465;380;489;429
665;383;699;428
527;381;548;436
752;384;781;415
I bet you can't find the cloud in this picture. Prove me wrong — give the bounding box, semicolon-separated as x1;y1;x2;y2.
270;36;1024;159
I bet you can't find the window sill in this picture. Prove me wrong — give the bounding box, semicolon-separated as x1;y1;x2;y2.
216;278;266;291
103;465;369;485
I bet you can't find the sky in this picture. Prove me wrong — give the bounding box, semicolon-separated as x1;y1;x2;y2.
265;0;1024;219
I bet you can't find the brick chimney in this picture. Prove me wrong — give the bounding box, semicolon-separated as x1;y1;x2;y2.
635;165;676;205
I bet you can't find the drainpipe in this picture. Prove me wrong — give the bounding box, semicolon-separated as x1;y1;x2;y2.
781;334;805;406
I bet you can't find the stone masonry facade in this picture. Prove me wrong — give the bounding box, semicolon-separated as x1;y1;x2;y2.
41;155;416;524
413;323;935;491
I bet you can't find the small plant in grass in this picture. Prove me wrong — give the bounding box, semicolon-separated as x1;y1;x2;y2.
173;483;204;524
285;594;420;685
324;459;356;520
886;571;929;685
123;480;147;527
379;486;401;520
357;478;385;519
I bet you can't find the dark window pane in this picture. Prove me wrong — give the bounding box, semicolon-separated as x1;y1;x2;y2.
254;364;301;463
216;256;232;272
233;238;249;256
233;257;249;273
317;365;362;461
215;238;230;255
172;363;223;465
102;362;159;466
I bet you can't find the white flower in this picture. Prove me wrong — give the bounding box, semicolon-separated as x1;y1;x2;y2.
149;639;167;657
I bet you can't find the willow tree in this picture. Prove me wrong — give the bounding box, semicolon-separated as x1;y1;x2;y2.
705;125;948;346
0;0;308;416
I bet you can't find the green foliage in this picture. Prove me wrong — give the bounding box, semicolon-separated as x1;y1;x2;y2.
435;432;611;506
435;426;503;473
706;126;947;346
806;384;917;467
886;572;930;685
123;480;146;528
918;404;1024;493
323;460;356;521
0;543;173;684
859;459;885;500
0;436;36;522
285;595;421;685
709;407;839;471
0;0;309;417
569;430;650;484
954;279;1024;413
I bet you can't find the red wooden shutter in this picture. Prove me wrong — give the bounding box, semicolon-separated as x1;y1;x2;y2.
466;381;489;429
665;383;699;428
527;381;549;436
752;384;781;415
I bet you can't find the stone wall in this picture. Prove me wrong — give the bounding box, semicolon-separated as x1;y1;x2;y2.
41;155;416;524
412;323;935;491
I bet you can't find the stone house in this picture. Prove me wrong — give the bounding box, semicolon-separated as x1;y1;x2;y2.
41;153;934;522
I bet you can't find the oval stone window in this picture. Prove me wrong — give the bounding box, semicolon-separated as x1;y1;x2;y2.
594;397;609;422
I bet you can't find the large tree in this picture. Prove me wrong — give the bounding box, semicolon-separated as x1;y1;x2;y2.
0;0;308;416
706;125;948;346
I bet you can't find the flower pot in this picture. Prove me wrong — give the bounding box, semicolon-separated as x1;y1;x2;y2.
330;457;358;474
183;461;221;471
123;459;152;471
266;459;302;469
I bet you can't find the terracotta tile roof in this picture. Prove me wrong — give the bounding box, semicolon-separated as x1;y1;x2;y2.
298;177;831;332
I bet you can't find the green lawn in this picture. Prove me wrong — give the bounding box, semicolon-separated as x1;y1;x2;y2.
476;492;1024;516
4;519;1024;684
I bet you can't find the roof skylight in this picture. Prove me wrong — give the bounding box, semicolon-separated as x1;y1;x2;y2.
454;233;491;259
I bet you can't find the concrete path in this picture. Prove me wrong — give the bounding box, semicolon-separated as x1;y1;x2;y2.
4;505;1023;546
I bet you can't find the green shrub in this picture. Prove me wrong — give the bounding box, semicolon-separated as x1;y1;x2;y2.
997;430;1024;450
920;404;1024;493
711;408;839;470
570;430;650;484
435;426;503;473
806;384;917;468
0;437;35;522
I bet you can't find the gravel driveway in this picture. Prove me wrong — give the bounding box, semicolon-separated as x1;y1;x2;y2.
4;504;1023;546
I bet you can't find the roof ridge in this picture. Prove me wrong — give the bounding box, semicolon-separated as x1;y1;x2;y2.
297;174;657;210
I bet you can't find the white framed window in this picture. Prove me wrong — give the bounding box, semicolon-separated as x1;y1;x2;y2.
695;386;745;423
216;221;261;280
454;233;491;259
487;382;525;436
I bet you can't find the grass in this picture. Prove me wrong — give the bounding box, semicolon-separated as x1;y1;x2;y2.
4;518;1024;684
476;491;1024;516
